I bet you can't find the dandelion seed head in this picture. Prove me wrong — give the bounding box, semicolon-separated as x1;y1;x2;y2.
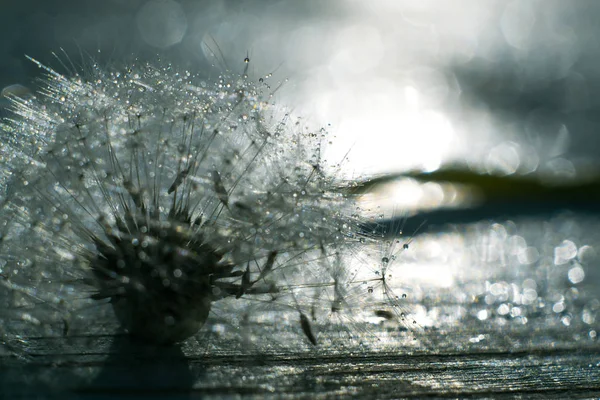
0;55;397;349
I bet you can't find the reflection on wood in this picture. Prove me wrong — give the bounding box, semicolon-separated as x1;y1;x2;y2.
2;318;599;398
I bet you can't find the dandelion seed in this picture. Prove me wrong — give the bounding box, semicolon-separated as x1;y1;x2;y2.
300;311;317;346
373;309;395;320
0;54;413;352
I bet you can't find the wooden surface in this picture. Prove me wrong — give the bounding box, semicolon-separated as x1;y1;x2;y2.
3;215;600;398
2;316;600;398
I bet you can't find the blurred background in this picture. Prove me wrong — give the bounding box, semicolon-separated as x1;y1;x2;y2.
4;0;600;177
2;0;600;397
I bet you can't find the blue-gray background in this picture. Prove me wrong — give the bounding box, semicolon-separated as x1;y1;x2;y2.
3;0;600;177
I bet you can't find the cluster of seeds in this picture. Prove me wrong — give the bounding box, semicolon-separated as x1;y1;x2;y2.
0;55;408;350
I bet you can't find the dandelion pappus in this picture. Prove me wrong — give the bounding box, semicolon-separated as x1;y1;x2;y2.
0;54;392;350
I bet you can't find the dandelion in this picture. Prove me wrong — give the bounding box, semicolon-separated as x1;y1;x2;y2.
0;54;407;352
